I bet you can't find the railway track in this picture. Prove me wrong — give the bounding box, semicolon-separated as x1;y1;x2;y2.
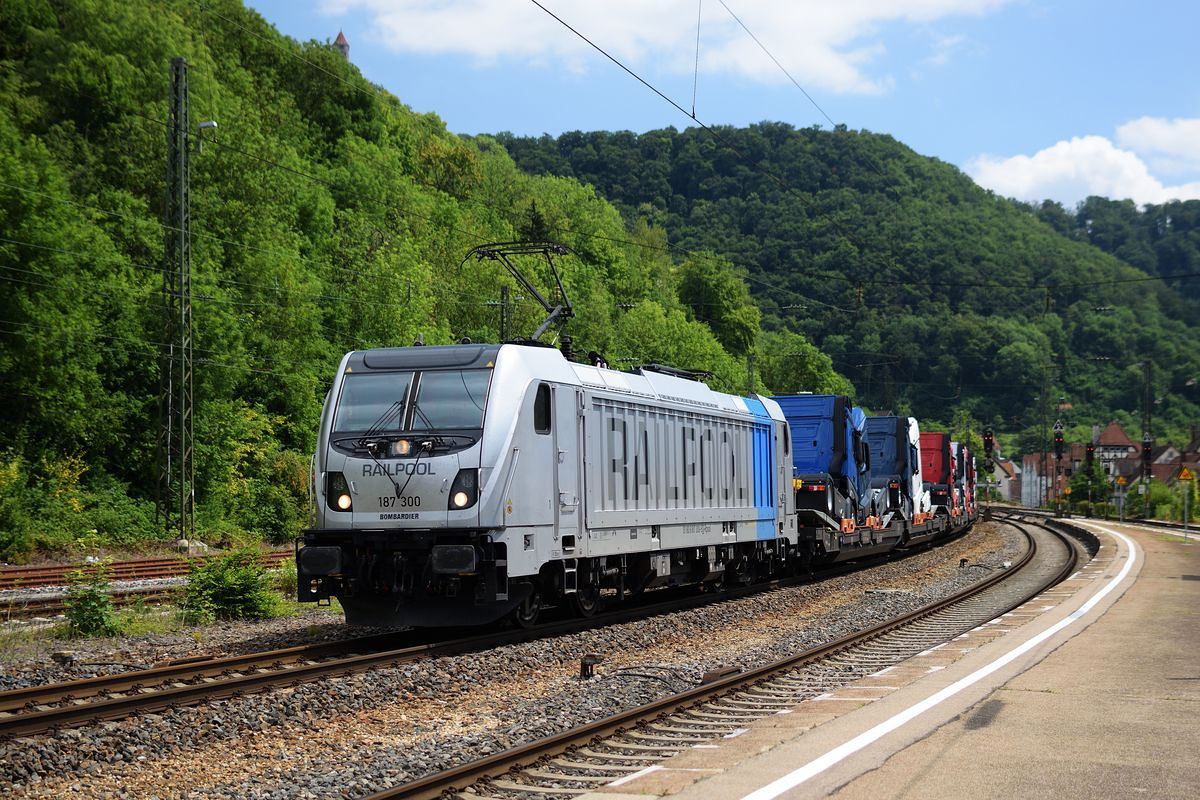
0;628;429;739
0;575;793;738
0;530;971;741
1005;504;1195;535
0;587;180;622
0;550;292;591
357;516;1079;800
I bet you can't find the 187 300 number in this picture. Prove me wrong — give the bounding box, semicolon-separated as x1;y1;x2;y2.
379;495;420;508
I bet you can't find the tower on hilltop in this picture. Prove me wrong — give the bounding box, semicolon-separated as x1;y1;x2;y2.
334;30;349;60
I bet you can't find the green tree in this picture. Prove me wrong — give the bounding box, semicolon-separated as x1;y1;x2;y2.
676;254;761;356
498;123;1200;433
758;330;853;396
1067;459;1111;513
611;301;744;393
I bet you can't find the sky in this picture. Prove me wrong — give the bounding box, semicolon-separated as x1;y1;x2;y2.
244;1;1200;210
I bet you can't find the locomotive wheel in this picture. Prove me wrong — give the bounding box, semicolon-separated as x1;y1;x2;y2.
572;582;602;617
789;551;811;577
511;586;542;628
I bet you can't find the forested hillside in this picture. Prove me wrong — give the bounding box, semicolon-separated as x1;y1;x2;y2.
1028;195;1200;312
495;127;1200;447
0;0;814;560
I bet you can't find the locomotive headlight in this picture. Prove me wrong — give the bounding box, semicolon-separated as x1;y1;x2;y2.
390;439;412;457
326;472;353;512
449;468;478;510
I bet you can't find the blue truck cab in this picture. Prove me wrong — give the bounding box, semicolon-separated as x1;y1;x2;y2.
863;415;926;523
773;394;871;528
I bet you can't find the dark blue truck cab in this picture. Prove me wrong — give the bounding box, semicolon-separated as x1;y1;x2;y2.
773;394;871;530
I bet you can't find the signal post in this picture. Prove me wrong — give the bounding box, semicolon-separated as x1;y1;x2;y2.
1180;467;1194;538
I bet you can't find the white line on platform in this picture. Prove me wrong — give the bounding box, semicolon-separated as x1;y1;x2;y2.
739;524;1137;800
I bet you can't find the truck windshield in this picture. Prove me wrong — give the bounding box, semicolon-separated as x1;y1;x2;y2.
332;369;491;433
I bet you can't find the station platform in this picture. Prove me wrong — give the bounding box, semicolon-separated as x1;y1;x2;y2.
583;519;1200;800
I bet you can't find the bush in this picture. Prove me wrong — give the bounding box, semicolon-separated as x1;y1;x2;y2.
180;548;284;625
64;564;122;638
0;454;36;562
0;453;164;563
270;556;298;597
85;487;159;548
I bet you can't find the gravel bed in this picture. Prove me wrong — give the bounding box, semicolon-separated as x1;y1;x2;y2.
2;523;1025;798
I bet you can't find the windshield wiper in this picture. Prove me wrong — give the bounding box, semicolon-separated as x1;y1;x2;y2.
340;399;407;497
410;401;438;431
359;400;405;443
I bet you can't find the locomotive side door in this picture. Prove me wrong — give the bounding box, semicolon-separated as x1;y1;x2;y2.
553;385;582;548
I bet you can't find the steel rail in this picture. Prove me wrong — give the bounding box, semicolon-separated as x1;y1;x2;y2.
0;550;292;590
0;567;860;739
0;588;179;622
0;524;979;740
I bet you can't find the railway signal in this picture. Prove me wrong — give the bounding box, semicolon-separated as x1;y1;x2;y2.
1053;423;1065;460
1141;432;1154;520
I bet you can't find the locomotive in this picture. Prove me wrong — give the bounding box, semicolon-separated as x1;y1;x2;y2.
296;341;798;626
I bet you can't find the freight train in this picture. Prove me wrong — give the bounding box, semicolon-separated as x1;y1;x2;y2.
296;339;978;627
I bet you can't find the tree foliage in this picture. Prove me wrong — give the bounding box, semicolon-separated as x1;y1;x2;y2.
12;1;1193;560
0;0;820;560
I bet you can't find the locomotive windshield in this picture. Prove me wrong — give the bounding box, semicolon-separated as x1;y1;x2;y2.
410;369;491;429
332;369;492;434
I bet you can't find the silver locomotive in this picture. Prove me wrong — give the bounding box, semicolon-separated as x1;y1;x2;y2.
297;341;798;626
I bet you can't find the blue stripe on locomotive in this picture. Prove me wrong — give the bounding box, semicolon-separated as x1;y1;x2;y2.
742;397;777;540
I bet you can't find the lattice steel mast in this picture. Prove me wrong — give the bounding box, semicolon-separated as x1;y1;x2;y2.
157;57;195;541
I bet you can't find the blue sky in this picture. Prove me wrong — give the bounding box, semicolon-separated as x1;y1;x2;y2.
245;1;1200;209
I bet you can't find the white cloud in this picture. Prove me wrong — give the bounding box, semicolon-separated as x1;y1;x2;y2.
966;135;1200;208
1115;116;1200;175
323;0;1012;94
924;34;967;66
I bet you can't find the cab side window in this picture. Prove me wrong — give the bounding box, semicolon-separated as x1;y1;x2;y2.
534;383;551;434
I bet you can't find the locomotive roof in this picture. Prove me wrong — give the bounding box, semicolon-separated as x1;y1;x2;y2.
345;342;778;419
352;343;503;371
